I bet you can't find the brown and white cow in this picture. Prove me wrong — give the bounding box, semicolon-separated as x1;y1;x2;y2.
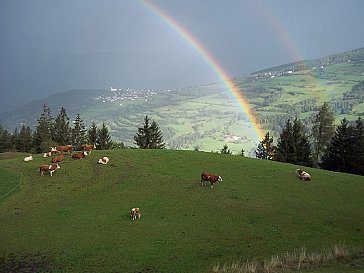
201;172;223;189
51;152;64;163
39;164;60;176
72;151;87;159
130;208;141;220
56;145;73;154
43;147;59;157
81;144;96;154
296;169;311;181
98;156;109;165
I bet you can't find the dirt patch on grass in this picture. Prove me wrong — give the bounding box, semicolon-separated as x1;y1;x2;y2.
0;252;59;273
0;152;21;160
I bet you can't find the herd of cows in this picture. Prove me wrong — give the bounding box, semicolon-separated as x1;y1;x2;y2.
23;144;109;177
22;146;311;220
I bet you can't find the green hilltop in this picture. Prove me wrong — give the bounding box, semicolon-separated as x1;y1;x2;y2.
1;47;363;155
0;150;363;272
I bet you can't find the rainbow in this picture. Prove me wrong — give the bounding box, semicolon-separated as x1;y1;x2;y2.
140;0;265;141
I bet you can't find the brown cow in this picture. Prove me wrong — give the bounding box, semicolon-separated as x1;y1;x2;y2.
51;152;64;163
72;151;87;159
130;208;141;220
39;164;60;176
81;144;96;154
201;172;223;189
56;145;73;154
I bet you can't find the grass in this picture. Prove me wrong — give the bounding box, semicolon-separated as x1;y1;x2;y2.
0;150;363;273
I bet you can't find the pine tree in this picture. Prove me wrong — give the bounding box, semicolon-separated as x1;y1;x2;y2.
87;122;98;145
134;115;165;149
72;113;87;150
149;120;166;149
97;122;112;150
15;125;32;152
274;118;312;166
220;143;232;155
33;105;54;153
311;102;335;166
350;117;364;175
274;119;295;163
292;118;313;166
52;107;72;145
256;132;275;160
320;118;353;173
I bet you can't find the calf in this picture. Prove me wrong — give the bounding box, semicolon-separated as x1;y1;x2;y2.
98;156;109;165
130;208;141;220
201;172;223;189
81;144;96;154
39;164;60;177
52;152;64;163
72;151;87;159
296;169;311;181
24;155;33;162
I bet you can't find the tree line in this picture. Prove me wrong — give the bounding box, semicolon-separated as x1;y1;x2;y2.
255;102;364;176
0;105;114;153
0;105;165;153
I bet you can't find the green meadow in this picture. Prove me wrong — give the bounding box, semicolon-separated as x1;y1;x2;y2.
0;150;363;272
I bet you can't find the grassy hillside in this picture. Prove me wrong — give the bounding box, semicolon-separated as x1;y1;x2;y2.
0;150;363;273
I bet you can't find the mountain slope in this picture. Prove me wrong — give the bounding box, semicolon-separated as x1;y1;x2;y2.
0;150;363;273
1;47;363;155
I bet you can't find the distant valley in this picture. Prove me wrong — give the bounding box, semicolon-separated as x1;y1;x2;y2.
1;47;363;156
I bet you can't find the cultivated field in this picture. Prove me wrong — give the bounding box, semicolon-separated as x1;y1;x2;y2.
0;150;363;272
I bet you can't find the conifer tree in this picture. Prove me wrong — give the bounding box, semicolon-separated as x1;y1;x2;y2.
72;113;87;149
52;107;72;145
353;117;364;175
15;125;32;152
149;120;166;149
220;143;232;155
274;118;312;166
97;122;112;150
87;121;98;145
134;115;165;149
274;119;295;163
311;102;335;166
256;132;275;160
33;104;54;153
0;125;8;152
320;118;353;173
292;118;313;166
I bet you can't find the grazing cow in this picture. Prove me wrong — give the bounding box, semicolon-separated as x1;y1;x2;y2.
72;151;87;159
24;155;33;162
56;145;73;154
130;208;141;220
39;164;60;176
296;169;311;181
81;144;96;154
201;172;223;189
98;156;109;165
51;152;64;163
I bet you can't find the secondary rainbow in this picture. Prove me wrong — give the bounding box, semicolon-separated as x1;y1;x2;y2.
140;0;265;141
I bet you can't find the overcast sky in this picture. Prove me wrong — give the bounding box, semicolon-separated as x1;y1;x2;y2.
1;0;363;113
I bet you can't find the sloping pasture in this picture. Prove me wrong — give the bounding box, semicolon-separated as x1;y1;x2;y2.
0;150;363;273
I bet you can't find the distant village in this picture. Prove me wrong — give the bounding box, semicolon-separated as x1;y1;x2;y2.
93;87;183;104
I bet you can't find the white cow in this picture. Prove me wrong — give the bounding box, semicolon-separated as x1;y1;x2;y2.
24;155;33;162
